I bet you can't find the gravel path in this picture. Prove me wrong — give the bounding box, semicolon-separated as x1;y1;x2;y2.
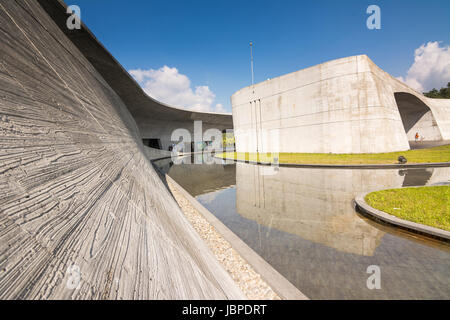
167;180;281;300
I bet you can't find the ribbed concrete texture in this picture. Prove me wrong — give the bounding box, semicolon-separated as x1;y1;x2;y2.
0;0;244;299
232;55;450;154
37;0;233;151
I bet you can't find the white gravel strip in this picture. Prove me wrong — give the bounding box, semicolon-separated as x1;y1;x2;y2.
167;180;281;300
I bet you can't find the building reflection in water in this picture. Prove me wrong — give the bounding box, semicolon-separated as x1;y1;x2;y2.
156;158;450;299
235;165;450;256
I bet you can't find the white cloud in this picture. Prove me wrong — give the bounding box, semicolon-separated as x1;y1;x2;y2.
129;66;227;113
214;103;227;113
396;41;450;92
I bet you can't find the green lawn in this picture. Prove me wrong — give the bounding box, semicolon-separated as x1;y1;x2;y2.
215;144;450;165
365;186;450;231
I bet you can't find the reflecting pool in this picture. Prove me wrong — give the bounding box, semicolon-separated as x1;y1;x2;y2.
154;157;450;299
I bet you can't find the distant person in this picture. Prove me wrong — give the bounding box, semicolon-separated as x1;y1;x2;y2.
415;132;419;142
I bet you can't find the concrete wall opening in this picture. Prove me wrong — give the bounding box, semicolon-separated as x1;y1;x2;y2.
142;138;162;149
394;92;442;145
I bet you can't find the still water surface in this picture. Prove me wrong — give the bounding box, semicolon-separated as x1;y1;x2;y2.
155;156;450;299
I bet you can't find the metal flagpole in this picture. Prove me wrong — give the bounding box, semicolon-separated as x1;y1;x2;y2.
250;41;254;86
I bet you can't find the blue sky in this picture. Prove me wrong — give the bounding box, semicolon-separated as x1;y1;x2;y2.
71;0;450;112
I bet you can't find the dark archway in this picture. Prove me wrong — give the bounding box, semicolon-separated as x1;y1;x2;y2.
394;92;442;145
142;138;162;149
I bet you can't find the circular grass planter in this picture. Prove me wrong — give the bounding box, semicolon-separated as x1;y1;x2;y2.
355;187;450;243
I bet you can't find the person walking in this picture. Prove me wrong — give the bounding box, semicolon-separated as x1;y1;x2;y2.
415;132;419;142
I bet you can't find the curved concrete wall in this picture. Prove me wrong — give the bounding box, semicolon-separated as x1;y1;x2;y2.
232;55;450;154
0;0;243;299
37;0;233;151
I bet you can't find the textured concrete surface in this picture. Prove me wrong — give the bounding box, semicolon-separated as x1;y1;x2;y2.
37;0;233;151
0;0;244;299
232;55;450;154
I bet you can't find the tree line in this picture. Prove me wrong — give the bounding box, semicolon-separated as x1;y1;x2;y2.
423;82;450;99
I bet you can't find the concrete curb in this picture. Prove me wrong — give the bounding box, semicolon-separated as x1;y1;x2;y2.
355;188;450;243
214;156;450;169
162;173;308;300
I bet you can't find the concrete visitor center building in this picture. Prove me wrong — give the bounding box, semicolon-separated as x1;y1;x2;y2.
231;55;450;154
